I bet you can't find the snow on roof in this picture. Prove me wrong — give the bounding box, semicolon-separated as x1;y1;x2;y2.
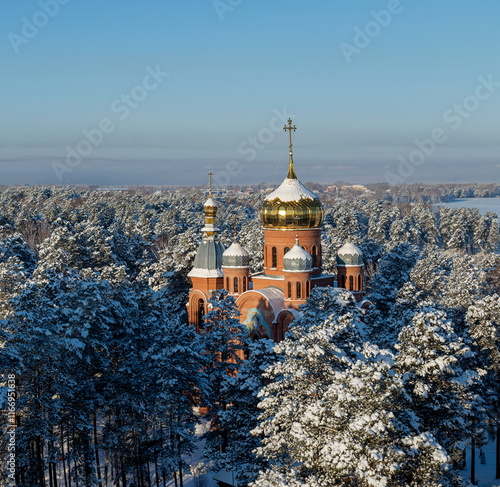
264;177;318;203
204;197;217;207
244;287;284;319
273;307;302;324
187;268;224;278
338;242;363;256
284;242;312;261
223;241;250;257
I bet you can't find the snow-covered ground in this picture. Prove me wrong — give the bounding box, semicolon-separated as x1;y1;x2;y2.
461;440;500;487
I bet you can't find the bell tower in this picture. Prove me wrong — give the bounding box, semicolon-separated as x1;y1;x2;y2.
187;173;225;331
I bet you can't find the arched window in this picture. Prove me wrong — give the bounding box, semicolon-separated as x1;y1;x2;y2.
272;247;277;268
226;277;229;290
312;245;318;268
358;274;362;290
341;274;346;288
287;281;292;298
197;299;205;328
296;281;302;299
234;277;239;293
243;276;247;292
349;275;354;290
284;246;290;256
306;280;310;296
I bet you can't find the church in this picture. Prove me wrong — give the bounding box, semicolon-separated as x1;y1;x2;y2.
187;119;365;342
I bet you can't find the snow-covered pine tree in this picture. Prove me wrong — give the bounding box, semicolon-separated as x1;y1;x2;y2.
395;306;487;472
214;338;277;486
146;287;208;487
466;295;500;478
0;268;114;486
201;290;250;459
368;243;419;314
253;291;458;486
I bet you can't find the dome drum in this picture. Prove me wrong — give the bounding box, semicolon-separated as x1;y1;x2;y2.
222;242;251;268
222;254;250;267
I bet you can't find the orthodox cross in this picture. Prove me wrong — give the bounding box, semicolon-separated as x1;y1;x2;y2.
284;119;297;179
283;118;297;154
233;215;238;241
208;171;214;195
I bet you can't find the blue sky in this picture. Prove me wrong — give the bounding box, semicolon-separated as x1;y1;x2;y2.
1;0;499;186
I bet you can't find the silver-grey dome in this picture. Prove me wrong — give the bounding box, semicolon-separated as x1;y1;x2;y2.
336;242;364;267
283;241;312;272
188;239;225;278
222;241;250;268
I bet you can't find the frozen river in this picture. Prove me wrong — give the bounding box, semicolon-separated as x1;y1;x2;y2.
435;198;500;216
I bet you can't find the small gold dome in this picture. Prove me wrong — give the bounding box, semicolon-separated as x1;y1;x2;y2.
260;177;324;229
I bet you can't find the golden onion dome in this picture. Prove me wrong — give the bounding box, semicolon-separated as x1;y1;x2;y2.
260;160;324;229
261;118;324;229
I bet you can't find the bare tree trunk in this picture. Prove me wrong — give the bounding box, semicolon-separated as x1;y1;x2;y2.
471;436;477;485
154;453;160;487
61;426;69;487
121;459;127;487
49;454;54;487
147;460;152;487
37;436;46;487
94;414;103;487
177;434;184;487
496;422;500;479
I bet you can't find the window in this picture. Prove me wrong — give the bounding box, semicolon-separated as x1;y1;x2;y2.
234;277;239;293
243;276;247;292
358;275;362;290
272;247;277;268
312;245;318;268
296;282;302;299
306;281;310;296
349;275;354;290
226;277;229;290
197;299;205;328
341;275;346;288
287;281;292;298
284;246;290;256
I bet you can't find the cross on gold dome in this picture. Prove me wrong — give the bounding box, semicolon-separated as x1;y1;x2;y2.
208;171;214;196
284;118;297;153
283;118;297;179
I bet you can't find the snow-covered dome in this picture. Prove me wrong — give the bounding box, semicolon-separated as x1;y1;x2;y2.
204;197;217;208
283;239;312;272
336;242;364;267
222;241;250;268
188;239;225;278
261;119;323;229
260;177;323;229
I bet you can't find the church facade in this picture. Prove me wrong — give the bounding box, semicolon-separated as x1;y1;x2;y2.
186;119;365;342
